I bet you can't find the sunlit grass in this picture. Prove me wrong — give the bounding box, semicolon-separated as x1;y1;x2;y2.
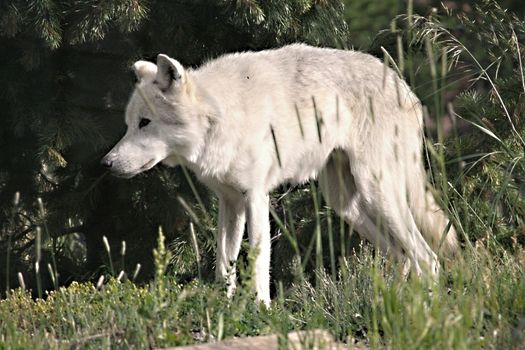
1;237;524;349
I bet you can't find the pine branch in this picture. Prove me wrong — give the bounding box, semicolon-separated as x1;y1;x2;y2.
27;0;63;49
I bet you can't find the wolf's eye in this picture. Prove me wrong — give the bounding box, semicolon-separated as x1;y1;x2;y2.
139;118;151;129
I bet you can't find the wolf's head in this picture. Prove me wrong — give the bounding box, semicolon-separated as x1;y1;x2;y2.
101;54;208;178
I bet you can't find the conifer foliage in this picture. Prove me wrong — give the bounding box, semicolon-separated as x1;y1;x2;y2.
411;1;525;248
0;0;349;293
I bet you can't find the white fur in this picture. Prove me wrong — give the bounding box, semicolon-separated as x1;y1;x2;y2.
102;44;458;306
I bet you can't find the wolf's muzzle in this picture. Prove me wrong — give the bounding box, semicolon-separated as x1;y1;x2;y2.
100;156;113;169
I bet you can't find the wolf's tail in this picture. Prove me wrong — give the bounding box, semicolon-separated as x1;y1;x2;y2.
409;167;459;256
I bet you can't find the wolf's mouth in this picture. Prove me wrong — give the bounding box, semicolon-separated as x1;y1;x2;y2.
110;159;158;179
113;171;136;179
139;158;157;171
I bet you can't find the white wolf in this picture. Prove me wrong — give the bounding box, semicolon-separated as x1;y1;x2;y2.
101;44;458;306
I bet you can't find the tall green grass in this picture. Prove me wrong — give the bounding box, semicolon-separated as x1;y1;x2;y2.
1;236;524;349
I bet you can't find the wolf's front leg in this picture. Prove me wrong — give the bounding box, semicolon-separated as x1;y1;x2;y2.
246;191;271;306
216;193;246;297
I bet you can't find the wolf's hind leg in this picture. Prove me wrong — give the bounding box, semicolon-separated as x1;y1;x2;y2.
319;150;438;276
381;192;440;276
352;157;440;277
319;151;395;255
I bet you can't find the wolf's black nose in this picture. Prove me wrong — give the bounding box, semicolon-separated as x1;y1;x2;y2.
101;158;113;169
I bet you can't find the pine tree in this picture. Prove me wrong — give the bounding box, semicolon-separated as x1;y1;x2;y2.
0;0;349;293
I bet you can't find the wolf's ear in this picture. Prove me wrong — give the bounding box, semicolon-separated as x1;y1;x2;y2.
156;54;185;92
132;61;157;82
